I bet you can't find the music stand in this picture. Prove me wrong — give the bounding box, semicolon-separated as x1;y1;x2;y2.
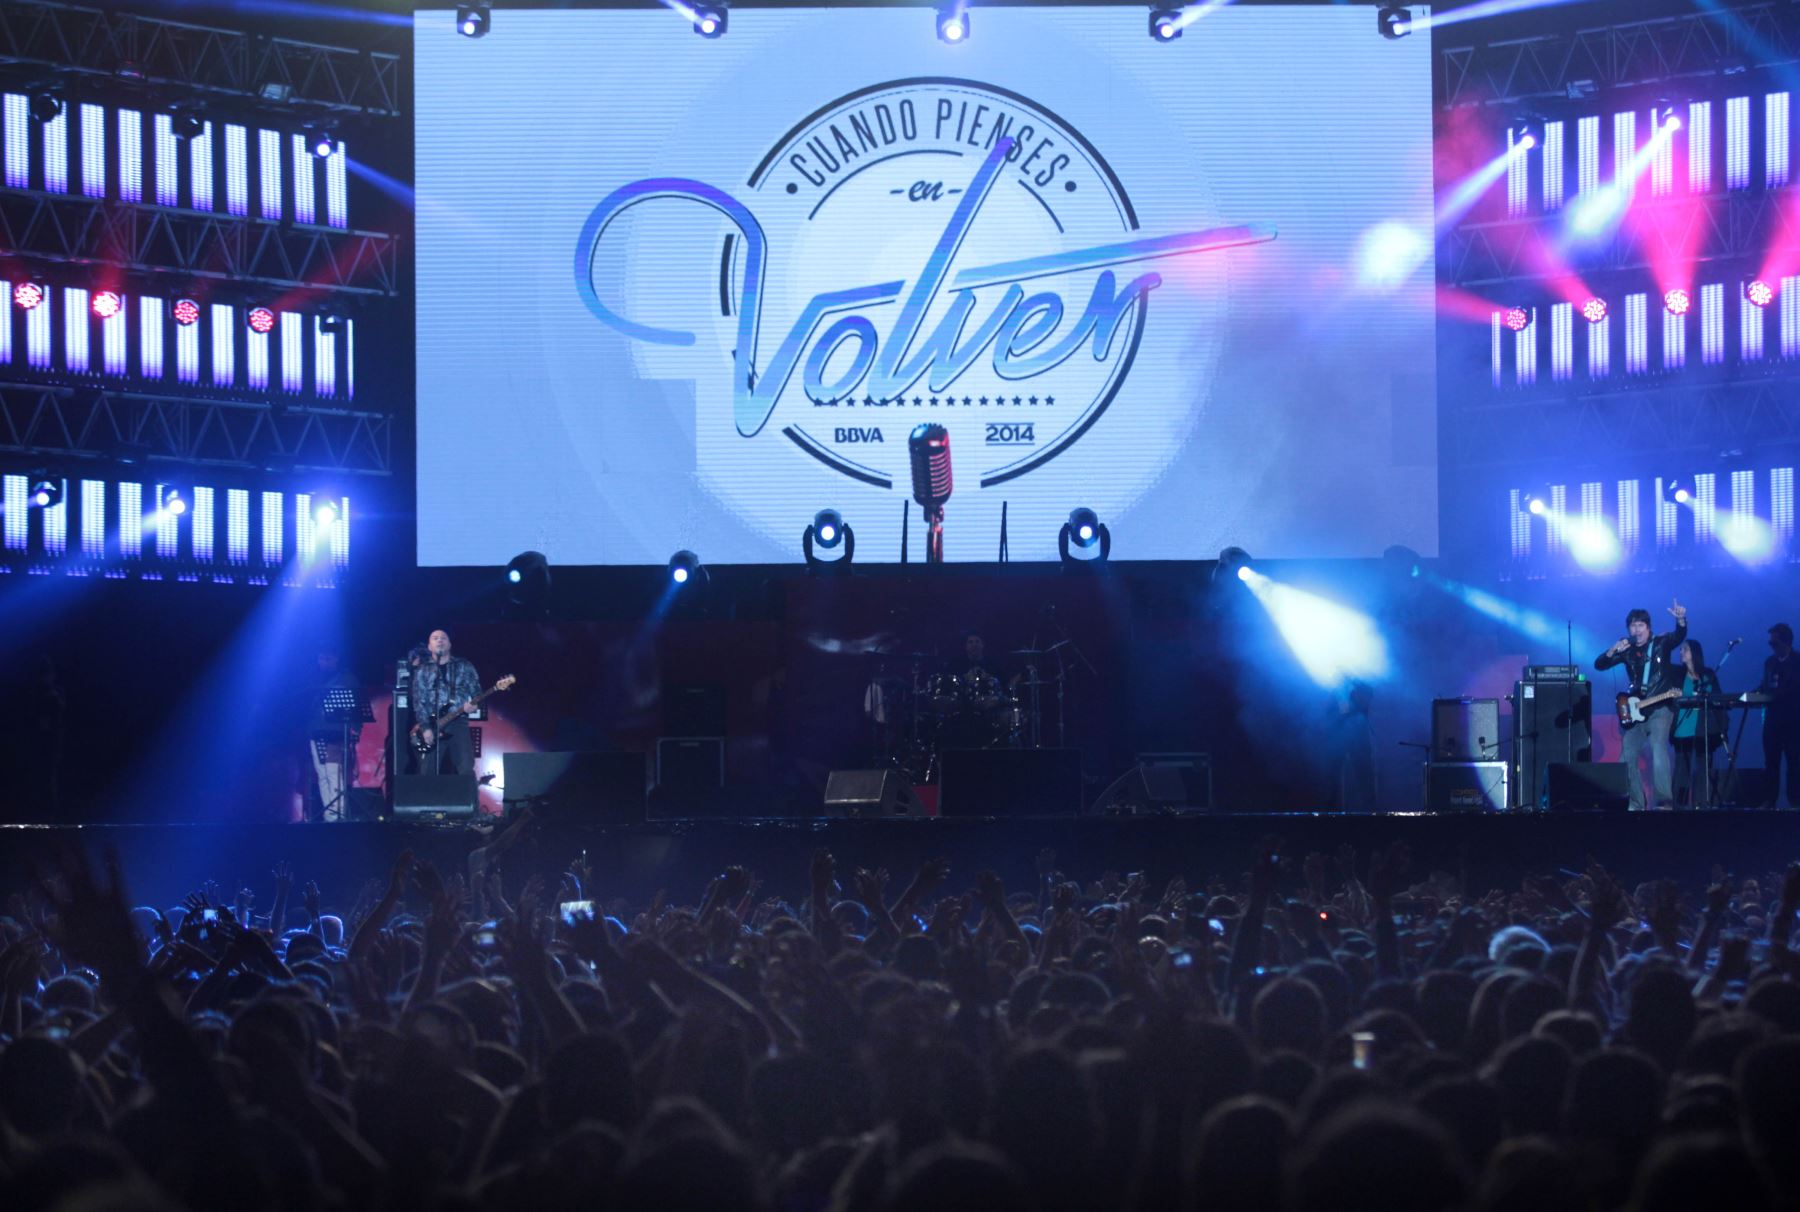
314;685;373;822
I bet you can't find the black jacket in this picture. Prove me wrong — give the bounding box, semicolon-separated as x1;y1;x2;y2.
1595;620;1687;708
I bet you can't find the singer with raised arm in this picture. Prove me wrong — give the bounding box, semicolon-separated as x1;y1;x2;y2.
410;629;481;776
1595;599;1688;812
909;422;952;563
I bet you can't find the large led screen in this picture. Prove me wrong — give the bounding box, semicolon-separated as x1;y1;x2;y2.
416;6;1437;564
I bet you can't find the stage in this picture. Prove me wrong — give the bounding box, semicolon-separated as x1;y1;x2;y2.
6;810;1800;912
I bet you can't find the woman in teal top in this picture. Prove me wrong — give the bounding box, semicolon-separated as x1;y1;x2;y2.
1672;640;1722;808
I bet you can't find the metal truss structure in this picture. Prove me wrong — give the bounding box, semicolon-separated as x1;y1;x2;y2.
0;1;402;116
1438;3;1800;110
1442;377;1800;468
0;190;398;297
1443;189;1800;288
0;383;392;476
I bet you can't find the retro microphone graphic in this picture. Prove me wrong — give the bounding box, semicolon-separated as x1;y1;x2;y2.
908;422;953;564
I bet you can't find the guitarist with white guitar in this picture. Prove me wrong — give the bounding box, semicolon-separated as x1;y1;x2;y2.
1595;599;1688;812
411;629;485;776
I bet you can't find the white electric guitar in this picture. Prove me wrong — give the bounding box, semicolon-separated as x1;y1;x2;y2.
1616;687;1681;728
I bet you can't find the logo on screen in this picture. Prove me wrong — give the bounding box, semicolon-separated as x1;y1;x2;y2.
574;78;1273;493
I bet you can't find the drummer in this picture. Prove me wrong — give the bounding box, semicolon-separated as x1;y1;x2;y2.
962;632;1023;701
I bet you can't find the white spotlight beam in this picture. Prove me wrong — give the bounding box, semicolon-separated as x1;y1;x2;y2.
1397;0;1610;36
1239;568;1390;689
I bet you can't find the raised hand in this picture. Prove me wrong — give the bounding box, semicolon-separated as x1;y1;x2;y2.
44;847;145;993
302;880;322;920
1669;598;1687;621
809;848;837;893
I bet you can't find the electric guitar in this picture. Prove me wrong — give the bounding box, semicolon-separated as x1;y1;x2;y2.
1616;686;1681;727
411;674;516;753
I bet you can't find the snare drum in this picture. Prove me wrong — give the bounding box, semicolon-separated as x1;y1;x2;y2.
925;673;963;714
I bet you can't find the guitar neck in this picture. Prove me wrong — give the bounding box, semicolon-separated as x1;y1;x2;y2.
435;684;499;728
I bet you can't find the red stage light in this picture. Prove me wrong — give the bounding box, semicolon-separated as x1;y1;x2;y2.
91;290;122;319
1581;297;1608;324
247;306;277;334
172;298;201;326
1664;288;1691;316
1747;279;1776;308
1503;306;1532;332
13;282;45;311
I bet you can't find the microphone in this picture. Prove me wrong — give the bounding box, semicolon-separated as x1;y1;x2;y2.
908;423;952;563
1727;638;1743;650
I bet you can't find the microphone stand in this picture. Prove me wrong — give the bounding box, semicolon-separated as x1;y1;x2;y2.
923;505;945;564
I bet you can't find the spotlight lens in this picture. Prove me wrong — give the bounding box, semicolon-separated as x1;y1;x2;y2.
1748;279;1775;308
32;488;50;507
1664;288;1691;316
1078;525;1094;542
1528;498;1546;516
1503;307;1531;332
507;568;522;584
1666;114;1683;131
1155;19;1176;38
672;566;689;584
699;15;716;33
173;298;201;326
1236;564;1252;582
13;282;44;311
1675;488;1692;504
819;525;836;542
1521;134;1537;151
313;502;338;525
169;497;187;517
92;290;122;319
1581;297;1608;323
944;19;964;40
248;306;277;333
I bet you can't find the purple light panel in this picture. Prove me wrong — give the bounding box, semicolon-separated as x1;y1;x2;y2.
1578;116;1600;197
1617;479;1640;557
291;135;316;224
41;104;67;193
1785;276;1800;359
140;296;164;379
224;124;248;216
190;120;214;211
118;109;143;202
228;489;250;564
176;310;199;384
192;486;214;563
1775;469;1795;551
210;303;235;386
1613;111;1637;201
1769;92;1790;187
1625;293;1648;374
1662;306;1687;370
118;482;143;559
1550;303;1572;381
62;288;88;373
1688;101;1712;193
0;280;10;365
332;497;350;569
80;480;105;559
248;324;270;390
3;95;27;188
1701;283;1725;365
314;317;336;397
42;481;67;556
1542;121;1565;210
1507;129;1529;217
1510;489;1531;558
80;103;105;198
1695;474;1718;544
153;114;178;206
262;491;284;565
1490;312;1503;388
1744;288;1767;361
326;139;348;228
258;129;283;218
1514;311;1537;386
2;476;25;551
102;294;127;376
26;289;52;371
1587;315;1611;379
281;313;304;393
1728;96;1751;190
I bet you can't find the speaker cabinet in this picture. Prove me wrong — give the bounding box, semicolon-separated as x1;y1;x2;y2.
503;751;646;824
823;769;920;817
1548;761;1629;812
1425;762;1508;812
1515;680;1592;809
1433;698;1500;761
939;749;1081;818
394;773;478;821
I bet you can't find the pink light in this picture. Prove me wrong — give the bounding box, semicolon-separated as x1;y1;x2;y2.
173;298;201;326
13;282;44;310
91;290;122;319
1748;279;1775;308
1581;297;1608;323
1664;288;1691;316
247;306;276;334
1503;306;1532;332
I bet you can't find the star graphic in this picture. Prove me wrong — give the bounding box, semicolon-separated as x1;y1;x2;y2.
979;396;989;406
1045;396;1055;405
1028;395;1039;405
912;397;922;406
1012;396;1022;405
929;397;939;406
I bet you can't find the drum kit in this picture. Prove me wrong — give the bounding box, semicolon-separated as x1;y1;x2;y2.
863;640;1076;779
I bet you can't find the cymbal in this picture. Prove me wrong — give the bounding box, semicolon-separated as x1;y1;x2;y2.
870;649;939;661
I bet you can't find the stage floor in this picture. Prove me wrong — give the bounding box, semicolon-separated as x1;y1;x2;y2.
5;810;1800;910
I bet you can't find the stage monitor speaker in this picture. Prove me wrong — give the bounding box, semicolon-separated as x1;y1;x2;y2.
503;751;646;824
1093;753;1214;814
823;769;920;817
939;748;1081;818
1433;698;1500;761
1425;762;1508;812
1548;761;1629;812
664;684;728;737
1515;680;1592;809
394;773;478;821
